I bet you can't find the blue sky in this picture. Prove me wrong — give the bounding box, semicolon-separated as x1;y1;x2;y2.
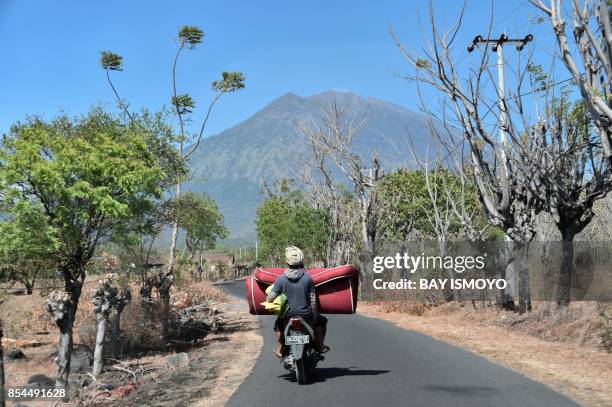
1;0;559;136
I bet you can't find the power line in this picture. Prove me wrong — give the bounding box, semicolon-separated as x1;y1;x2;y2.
478;76;575;123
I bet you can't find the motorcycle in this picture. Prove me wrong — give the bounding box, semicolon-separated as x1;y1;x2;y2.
281;316;323;384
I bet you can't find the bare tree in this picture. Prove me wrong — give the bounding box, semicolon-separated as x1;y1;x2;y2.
526;98;612;305
391;5;545;312
299;122;358;267
432;111;491;243
435;121;494;306
409;139;459;300
527;1;612;305
530;0;612;160
394;2;612;310
299;100;383;272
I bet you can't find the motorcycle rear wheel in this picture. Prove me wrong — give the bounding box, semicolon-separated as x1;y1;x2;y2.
295;358;308;384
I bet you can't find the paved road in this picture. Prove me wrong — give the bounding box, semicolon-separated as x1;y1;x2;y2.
221;280;580;407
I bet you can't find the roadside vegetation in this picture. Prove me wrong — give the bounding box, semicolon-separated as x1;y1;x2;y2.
0;24;255;405
1;1;611;405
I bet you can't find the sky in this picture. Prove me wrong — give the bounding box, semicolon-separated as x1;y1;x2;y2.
0;0;561;136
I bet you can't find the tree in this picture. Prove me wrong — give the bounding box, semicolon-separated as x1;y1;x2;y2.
528;98;612;305
393;2;612;311
0;311;4;407
0;212;59;294
299;127;359;266
112;202;171;302
0;109;172;389
391;4;547;312
169;192;228;264
530;0;612;160
101;26;245;334
256;190;331;266
299;100;383;273
378;169;431;241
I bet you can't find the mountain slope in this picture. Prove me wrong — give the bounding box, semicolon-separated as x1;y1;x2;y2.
186;91;436;238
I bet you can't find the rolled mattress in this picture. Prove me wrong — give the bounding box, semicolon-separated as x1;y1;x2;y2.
246;265;359;315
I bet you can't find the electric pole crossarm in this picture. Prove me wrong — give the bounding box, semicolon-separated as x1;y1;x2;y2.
467;34;534;52
466;32;533;176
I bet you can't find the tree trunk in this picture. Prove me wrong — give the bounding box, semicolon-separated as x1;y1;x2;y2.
167;181;181;275
163;181;181;334
159;282;172;338
515;241;531;313
498;239;516;310
55;304;76;390
46;269;84;392
111;310;122;359
111;289;130;359
327;239;349;268
92;315;107;377
557;229;576;307
439;239;458;301
0;320;5;407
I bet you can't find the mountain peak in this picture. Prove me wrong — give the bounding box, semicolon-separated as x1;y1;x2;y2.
260;92;304;111
276;91;300;101
188;91;434;237
307;90;364;105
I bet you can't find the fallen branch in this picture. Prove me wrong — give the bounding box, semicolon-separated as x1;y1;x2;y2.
111;365;139;383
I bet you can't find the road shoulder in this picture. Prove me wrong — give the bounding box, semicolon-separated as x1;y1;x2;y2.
189;296;263;407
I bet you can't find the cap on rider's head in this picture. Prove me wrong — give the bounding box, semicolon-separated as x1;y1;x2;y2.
285;246;304;268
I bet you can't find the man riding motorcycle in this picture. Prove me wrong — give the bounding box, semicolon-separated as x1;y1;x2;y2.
266;246;330;358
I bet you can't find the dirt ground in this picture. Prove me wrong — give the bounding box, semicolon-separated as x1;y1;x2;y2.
188;299;262;407
359;301;612;407
85;297;262;407
1;281;262;407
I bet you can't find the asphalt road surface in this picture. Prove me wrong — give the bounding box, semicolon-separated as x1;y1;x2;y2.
221;280;580;407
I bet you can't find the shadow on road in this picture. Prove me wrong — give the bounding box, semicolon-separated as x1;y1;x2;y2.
423;385;500;397
279;367;390;384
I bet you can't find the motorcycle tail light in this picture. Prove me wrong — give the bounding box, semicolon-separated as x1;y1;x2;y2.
290;318;303;331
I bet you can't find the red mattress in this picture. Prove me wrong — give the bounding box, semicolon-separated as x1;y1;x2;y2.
246;266;359;315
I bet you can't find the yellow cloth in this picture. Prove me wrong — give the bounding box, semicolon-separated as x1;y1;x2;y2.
261;285;288;316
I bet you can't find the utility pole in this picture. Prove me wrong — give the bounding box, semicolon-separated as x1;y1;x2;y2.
468;34;533;173
468;33;534;307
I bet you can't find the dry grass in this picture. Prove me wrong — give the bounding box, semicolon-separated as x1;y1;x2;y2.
0;275;240;402
367;299;610;349
361;300;612;407
173;280;227;309
77;295;262;406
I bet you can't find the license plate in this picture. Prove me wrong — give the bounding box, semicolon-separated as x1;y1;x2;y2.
285;335;310;345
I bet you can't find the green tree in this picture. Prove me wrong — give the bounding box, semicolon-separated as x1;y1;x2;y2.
169;191;228;263
101;26;245;334
378;169;431;241
256;191;330;266
0;108;173;389
0;202;59;294
379;168;487;241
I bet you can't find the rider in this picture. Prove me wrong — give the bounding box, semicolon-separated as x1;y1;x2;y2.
267;246;330;358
